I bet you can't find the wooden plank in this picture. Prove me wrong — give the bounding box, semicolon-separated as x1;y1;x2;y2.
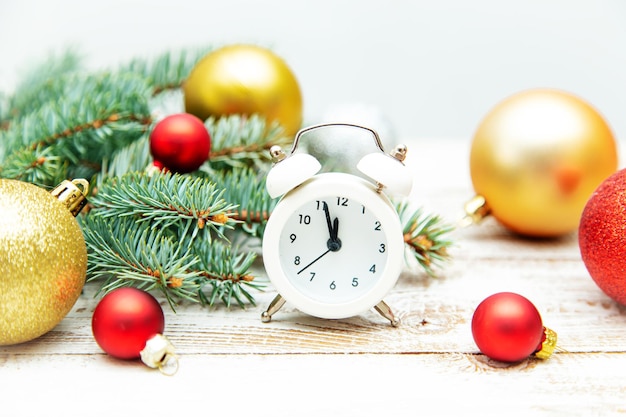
1;352;624;416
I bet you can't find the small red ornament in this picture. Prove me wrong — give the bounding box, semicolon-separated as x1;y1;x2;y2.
471;292;556;363
92;287;165;359
579;168;626;305
149;113;211;173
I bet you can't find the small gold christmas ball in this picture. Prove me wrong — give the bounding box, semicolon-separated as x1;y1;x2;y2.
470;88;618;237
184;44;303;136
0;179;87;345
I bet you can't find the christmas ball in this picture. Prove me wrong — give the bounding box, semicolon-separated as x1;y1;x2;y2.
579;168;626;305
469;88;618;237
149;113;211;173
183;44;303;136
92;287;165;360
471;292;556;362
0;179;88;345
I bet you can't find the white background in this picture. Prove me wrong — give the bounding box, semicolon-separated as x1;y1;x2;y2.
1;0;625;141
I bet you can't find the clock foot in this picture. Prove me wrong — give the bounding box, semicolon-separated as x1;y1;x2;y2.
261;294;286;323
374;300;400;327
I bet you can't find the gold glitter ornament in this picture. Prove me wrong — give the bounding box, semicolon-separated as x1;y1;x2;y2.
466;88;618;237
183;44;303;136
0;179;89;345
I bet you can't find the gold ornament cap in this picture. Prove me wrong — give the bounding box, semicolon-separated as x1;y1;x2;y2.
461;194;491;227
50;179;89;217
534;326;558;360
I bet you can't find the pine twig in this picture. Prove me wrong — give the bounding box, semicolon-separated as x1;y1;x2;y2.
1;49;84;124
0;72;152;185
397;201;454;276
207;166;275;237
89;171;238;242
205;114;293;170
119;46;213;95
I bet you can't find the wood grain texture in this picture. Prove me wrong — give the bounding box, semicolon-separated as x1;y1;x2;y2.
1;139;625;416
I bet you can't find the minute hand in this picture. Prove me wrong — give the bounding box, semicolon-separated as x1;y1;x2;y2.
322;202;334;240
297;249;331;275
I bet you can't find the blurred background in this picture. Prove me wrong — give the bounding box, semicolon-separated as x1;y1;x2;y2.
1;0;624;141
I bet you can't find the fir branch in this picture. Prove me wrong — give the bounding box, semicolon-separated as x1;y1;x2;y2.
2;49;84;123
397;202;454;276
0;72;153;185
81;215;262;309
81;215;205;310
89;171;238;242
192;241;263;308
205;115;293;170
0;92;8;130
0;146;68;186
119;47;213;95
97;134;152;183
208;166;275;237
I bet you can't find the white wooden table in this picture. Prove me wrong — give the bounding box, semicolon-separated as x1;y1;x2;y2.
2;139;625;416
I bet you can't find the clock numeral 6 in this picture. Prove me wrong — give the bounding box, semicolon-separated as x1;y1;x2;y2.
330;281;336;290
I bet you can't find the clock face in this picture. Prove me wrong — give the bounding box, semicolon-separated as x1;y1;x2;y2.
263;173;404;319
278;195;388;304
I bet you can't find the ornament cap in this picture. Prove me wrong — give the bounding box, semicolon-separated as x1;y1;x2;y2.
534;326;558;360
462;195;491;227
50;179;89;217
140;334;178;376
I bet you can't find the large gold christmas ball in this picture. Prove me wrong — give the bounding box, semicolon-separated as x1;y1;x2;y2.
0;179;87;345
183;44;303;136
469;88;618;237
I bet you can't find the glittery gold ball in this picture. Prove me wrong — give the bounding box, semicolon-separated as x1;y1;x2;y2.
183;44;303;136
470;88;618;237
0;179;87;345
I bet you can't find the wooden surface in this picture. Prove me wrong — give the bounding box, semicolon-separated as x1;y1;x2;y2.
2;139;625;416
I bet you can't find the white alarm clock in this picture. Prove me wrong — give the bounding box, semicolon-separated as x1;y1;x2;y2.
261;123;413;326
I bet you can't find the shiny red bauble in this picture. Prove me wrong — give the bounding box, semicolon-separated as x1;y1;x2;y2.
149;113;211;173
92;287;165;360
579;168;626;305
471;292;544;363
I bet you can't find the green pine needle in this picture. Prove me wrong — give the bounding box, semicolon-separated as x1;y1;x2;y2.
119;46;213;95
397;201;454;276
0;71;152;185
205;114;293;170
89;171;238;242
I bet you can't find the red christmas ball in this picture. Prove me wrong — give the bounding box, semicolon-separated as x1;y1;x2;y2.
92;287;165;360
579;168;626;305
149;113;211;173
471;292;545;362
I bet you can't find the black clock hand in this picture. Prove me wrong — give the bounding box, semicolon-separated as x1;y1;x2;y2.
323;202;342;251
297;249;331;275
328;217;341;251
322;202;334;239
